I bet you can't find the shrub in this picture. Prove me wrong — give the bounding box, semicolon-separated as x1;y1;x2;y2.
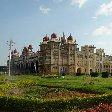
90;72;99;77
44;74;58;78
102;72;109;78
76;73;85;76
0;76;8;82
0;80;38;90
62;72;66;76
1;93;112;111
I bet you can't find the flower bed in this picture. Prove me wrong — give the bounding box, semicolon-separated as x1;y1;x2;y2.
0;93;112;111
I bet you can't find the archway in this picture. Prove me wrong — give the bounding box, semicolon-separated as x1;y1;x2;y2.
36;61;39;73
30;62;35;73
90;69;92;73
25;63;29;73
77;68;81;73
26;63;28;69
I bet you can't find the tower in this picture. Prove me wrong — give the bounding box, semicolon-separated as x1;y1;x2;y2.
39;34;49;74
81;45;96;74
49;33;61;74
96;48;105;73
61;33;78;74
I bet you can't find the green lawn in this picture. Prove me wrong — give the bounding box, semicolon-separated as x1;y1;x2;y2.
1;74;112;111
0;74;112;94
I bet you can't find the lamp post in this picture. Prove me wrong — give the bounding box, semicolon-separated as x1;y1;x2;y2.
6;40;15;76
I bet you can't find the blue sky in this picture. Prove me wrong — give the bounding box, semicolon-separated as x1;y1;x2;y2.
0;0;112;65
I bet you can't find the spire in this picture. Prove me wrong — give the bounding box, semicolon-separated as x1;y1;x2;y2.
67;33;73;41
43;34;49;41
63;32;65;37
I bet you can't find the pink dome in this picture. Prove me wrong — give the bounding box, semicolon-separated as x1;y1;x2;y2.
43;34;49;41
28;44;32;49
51;33;57;38
67;33;73;40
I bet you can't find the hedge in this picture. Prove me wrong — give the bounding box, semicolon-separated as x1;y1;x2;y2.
90;72;99;77
0;80;38;90
102;72;109;78
0;94;112;111
76;73;85;76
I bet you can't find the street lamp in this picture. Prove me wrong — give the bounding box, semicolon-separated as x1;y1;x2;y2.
6;40;15;76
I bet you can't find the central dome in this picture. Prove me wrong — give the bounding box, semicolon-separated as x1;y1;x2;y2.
43;34;49;41
51;33;57;38
67;33;73;40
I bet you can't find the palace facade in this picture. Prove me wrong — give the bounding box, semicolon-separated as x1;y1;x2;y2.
10;33;112;75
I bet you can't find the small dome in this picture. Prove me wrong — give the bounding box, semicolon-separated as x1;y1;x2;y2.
28;44;32;49
51;33;57;38
14;49;17;53
67;33;73;40
43;34;49;41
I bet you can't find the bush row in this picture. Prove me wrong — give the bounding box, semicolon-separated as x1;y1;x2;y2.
102;72;109;78
76;73;85;76
90;72;99;77
0;80;38;90
90;72;110;78
76;72;111;78
0;94;112;111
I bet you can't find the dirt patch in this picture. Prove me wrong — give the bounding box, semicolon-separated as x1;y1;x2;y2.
45;90;97;99
5;85;97;99
6;86;39;95
39;85;64;88
69;103;112;112
7;89;25;95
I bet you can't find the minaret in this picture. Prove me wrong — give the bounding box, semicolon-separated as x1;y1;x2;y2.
63;32;65;38
61;32;66;45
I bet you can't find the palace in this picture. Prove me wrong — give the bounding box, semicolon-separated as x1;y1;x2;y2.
10;33;112;75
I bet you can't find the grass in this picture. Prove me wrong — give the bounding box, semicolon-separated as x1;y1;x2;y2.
1;74;112;111
36;75;112;94
0;74;112;94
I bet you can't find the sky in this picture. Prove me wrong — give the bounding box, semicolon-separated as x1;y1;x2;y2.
0;0;112;66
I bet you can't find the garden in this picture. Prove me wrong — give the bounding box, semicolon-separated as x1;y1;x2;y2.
0;74;112;111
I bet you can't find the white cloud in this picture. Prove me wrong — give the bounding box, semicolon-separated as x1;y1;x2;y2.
39;6;51;14
95;1;112;17
92;23;112;36
70;0;88;8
